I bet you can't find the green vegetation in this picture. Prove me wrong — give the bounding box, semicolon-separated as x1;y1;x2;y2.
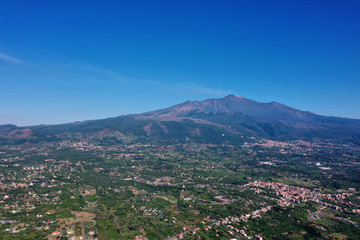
0;136;359;239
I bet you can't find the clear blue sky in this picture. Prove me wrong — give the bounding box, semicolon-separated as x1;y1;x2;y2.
1;0;359;126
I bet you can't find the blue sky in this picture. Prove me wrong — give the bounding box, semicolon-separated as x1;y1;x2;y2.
0;0;359;126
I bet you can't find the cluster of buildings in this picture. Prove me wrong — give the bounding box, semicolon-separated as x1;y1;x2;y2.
244;181;360;216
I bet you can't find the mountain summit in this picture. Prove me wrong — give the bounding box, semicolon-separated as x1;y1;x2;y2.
142;94;317;123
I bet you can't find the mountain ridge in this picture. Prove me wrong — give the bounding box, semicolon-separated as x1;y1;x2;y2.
1;95;360;145
138;94;356;125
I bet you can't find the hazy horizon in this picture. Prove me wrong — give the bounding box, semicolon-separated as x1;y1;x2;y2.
2;94;360;127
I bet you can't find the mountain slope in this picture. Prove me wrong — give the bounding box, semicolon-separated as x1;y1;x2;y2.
139;94;360;136
1;95;360;145
142;94;325;123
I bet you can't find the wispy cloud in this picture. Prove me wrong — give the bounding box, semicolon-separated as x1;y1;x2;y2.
184;83;232;96
136;79;232;97
0;52;23;63
27;56;232;97
167;82;230;96
1;50;232;99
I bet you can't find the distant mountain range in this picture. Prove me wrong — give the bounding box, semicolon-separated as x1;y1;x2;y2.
1;95;360;145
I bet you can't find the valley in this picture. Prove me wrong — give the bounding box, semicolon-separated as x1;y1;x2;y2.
0;137;359;239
